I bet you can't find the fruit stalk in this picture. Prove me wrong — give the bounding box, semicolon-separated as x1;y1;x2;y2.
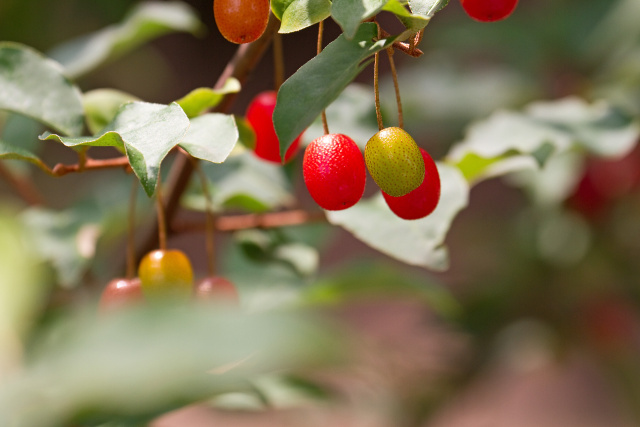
318;20;329;135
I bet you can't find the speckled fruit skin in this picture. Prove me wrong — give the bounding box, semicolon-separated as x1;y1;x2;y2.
246;91;302;163
303;133;366;210
195;276;240;305
214;0;270;44
138;249;193;300
383;148;441;220
364;127;425;197
460;0;518;22
98;277;144;313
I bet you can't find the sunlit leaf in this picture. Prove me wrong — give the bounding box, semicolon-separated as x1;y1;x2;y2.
175;78;241;118
40;102;190;196
0;42;84;137
179;113;238;164
327;163;469;270
279;0;332;33
409;0;450;17
331;0;389;39
48;1;205;79
274;22;396;158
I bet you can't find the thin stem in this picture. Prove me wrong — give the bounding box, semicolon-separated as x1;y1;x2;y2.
318;20;329;135
374;53;383;131
77;148;88;172
0;162;45;206
173;209;326;233
126;177;138;279
155;176;167;251
51;156;130;176
273;31;285;92
379;29;424;57
386;47;404;129
192;157;216;277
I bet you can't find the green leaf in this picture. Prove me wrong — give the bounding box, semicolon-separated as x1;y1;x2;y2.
331;0;389;39
0;139;50;173
0;307;342;427
271;0;297;20
175;78;241;118
182;151;294;213
48;1;205;79
448;97;640;185
40;102;190;196
0;42;84;137
178;113;238;164
279;0;332;33
83;89;140;135
327;163;469;270
274;22;396;158
409;0;450;17
383;0;430;33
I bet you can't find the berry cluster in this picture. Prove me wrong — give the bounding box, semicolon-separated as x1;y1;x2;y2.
99;249;239;313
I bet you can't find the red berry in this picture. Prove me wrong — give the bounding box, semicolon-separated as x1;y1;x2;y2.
246;91;302;163
98;277;144;313
214;0;270;44
460;0;518;22
303;133;366;211
195;276;240;306
382;148;441;220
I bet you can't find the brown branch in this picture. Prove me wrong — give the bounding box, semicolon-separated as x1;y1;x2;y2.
136;13;281;259
379;29;424;58
173;210;327;233
51;156;130;176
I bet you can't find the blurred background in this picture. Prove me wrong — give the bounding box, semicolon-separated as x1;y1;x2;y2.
1;0;640;426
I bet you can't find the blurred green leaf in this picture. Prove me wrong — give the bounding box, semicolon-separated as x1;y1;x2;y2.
175;78;241;118
0;306;342;427
183;151;294;213
179;113;238;164
83;89;140;135
40;102;190;196
236;116;257;150
279;0;332;33
303;262;460;318
0;42;84;137
274;23;396;158
449;97;640;185
327;163;469;270
48;1;205;79
271;0;296;20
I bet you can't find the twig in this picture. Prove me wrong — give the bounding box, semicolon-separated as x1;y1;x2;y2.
51;156;130;176
0;162;45;206
380;29;424;57
173;209;327;233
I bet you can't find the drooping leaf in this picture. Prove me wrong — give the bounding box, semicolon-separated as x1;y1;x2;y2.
175;78;241;118
0;140;50;174
0;42;84;137
178;113;238;164
48;1;205;79
40;102;190;196
83;89;140;135
327;163;469;270
279;0;332;33
274;22;396;158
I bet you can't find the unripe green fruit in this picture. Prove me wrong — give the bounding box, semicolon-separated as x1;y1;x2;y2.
364;127;425;197
138;249;193;302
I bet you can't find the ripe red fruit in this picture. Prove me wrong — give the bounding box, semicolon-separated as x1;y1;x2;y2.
213;0;270;44
460;0;518;22
246;91;302;163
382;148;441;220
303;133;366;211
195;276;240;306
98;277;144;313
